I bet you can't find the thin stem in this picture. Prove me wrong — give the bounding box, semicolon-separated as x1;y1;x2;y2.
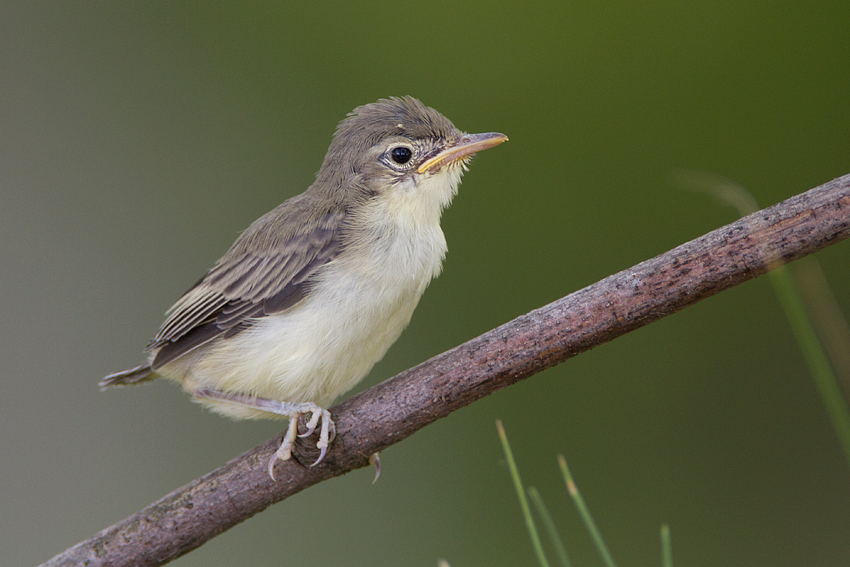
660;524;673;567
557;456;617;567
497;420;550;567
528;486;571;567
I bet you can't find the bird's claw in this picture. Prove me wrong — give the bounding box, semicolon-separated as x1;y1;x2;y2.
369;452;382;483
298;409;322;438
311;443;328;467
268;440;292;481
267;405;335;479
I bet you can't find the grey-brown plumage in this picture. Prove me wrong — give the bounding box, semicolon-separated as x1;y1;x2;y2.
101;96;507;475
102;97;463;385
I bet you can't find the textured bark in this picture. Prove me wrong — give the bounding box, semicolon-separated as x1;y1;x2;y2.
43;172;850;567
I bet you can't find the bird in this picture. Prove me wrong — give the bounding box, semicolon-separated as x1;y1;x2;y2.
101;96;508;478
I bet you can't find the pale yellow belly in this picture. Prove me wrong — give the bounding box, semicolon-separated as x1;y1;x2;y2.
154;253;436;420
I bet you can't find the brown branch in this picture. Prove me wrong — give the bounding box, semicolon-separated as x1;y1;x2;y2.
43;173;850;567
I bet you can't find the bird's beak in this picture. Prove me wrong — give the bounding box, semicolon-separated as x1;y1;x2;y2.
417;132;509;174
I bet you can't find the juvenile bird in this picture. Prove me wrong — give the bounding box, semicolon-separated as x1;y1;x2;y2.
101;96;507;478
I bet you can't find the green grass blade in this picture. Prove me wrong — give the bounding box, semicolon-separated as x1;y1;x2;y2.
496;420;550;567
675;171;850;471
528;486;572;567
557;455;617;567
768;264;850;469
660;524;673;567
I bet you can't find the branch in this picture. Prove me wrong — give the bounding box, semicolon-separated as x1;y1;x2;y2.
43;173;850;567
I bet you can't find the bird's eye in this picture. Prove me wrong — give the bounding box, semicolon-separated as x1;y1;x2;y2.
390;146;413;165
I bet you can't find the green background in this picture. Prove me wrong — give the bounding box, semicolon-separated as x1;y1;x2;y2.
3;2;849;566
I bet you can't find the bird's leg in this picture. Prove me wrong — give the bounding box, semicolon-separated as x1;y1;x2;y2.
193;388;336;480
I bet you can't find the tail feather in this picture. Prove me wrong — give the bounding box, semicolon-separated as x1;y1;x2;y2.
99;363;156;389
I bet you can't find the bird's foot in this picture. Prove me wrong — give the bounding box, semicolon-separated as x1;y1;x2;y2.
191;389;335;481
267;403;335;480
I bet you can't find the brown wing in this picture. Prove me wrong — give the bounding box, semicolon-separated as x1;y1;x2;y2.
146;200;345;370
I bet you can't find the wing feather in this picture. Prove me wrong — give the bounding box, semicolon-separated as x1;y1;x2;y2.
145;199;346;369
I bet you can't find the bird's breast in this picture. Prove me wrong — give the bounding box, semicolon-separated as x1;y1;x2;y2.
180;219;448;415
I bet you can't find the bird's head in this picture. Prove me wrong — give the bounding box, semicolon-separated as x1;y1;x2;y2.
314;97;507;215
